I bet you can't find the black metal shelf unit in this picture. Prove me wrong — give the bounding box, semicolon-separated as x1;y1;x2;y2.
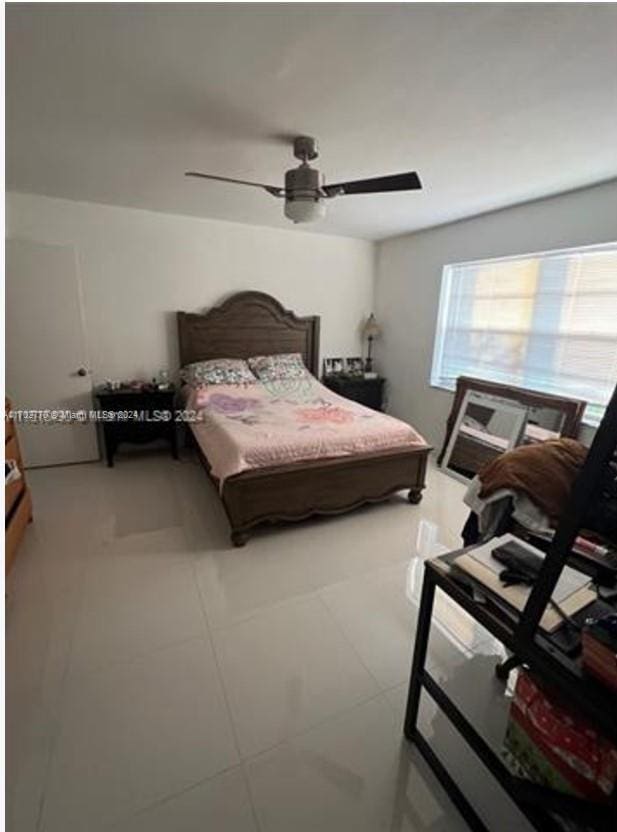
404;382;617;832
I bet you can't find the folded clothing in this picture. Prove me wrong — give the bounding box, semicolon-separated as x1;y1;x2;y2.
478;438;587;526
464;476;550;539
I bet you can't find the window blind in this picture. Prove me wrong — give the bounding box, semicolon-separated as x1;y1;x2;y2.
430;243;617;425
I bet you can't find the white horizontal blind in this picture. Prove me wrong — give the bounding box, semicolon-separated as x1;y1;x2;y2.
430;243;617;424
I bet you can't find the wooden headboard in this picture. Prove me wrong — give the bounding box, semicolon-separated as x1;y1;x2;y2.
177;291;320;375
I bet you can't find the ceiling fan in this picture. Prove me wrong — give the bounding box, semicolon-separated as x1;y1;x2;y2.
185;136;422;224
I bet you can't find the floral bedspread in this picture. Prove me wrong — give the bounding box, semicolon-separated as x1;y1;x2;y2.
186;376;428;485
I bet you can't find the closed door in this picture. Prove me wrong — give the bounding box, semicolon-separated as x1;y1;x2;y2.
6;239;99;467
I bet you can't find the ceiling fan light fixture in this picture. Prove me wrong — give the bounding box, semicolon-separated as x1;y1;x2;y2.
185;135;422;225
284;197;326;224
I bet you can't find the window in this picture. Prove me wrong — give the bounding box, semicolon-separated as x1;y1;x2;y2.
430;243;617;425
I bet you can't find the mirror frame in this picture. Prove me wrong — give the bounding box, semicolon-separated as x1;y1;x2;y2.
437;376;587;466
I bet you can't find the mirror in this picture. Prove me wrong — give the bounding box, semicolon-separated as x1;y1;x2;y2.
438;376;586;481
443;391;527;483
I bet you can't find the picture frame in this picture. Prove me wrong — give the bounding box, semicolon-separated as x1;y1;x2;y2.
323;357;344;377
345;356;364;376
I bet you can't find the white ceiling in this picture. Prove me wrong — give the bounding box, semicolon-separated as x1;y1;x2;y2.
6;3;617;240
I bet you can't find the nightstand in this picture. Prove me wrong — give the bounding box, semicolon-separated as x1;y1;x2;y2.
95;386;178;467
322;375;386;411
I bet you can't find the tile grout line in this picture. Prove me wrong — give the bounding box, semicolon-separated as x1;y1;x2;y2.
238;761;265;832
64;633;209;685
314;568;503;691
26;512;206;831
200;552;412;636
33;537;104;832
189;556;245;764
100;761;246;832
20;461;473;832
103;612;506;826
240;686;392;768
233;692;400;832
42;543;210;683
96;549;261;831
313;591;390;693
191;573;390;764
206;586;321;634
105;682;397;832
189;556;265;831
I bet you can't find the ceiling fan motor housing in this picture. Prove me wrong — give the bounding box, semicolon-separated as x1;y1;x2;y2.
284;164;326;223
293;135;319;161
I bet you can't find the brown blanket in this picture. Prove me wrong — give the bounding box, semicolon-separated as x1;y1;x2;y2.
478;438;588;525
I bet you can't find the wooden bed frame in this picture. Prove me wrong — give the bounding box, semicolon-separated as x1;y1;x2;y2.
177;291;431;546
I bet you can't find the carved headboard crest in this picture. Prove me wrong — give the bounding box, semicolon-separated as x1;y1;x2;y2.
177;291;320;376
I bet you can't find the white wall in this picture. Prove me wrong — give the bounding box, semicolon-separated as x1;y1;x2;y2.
6;192;375;384
375;180;617;447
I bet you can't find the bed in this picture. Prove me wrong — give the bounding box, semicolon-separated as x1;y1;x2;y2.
177;291;431;546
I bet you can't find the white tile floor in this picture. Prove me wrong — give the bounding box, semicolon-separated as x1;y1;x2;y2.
6;451;534;832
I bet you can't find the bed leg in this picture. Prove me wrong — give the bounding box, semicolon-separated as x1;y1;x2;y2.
231;530;249;548
408;488;423;505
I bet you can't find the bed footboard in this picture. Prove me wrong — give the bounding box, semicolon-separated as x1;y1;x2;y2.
219;446;431;545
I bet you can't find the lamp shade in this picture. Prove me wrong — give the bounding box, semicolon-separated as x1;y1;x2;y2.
363;313;382;339
284;198;326;224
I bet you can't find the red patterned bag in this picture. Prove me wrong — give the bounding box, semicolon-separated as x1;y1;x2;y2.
503;670;617;802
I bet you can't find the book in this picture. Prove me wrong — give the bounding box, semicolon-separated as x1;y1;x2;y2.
454;534;596;633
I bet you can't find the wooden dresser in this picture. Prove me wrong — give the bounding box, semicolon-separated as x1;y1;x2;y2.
5;399;33;572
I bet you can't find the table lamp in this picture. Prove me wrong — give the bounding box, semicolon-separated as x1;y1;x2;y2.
363;313;381;375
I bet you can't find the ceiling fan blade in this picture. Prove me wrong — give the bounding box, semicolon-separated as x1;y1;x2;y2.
322;171;422;197
185;171;284;197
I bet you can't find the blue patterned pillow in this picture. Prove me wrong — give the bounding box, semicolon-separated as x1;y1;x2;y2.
248;353;309;382
180;358;257;387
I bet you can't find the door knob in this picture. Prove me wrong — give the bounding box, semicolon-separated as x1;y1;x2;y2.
76;367;88;377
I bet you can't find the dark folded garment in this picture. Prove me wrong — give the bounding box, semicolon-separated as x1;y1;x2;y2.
478;438;587;525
